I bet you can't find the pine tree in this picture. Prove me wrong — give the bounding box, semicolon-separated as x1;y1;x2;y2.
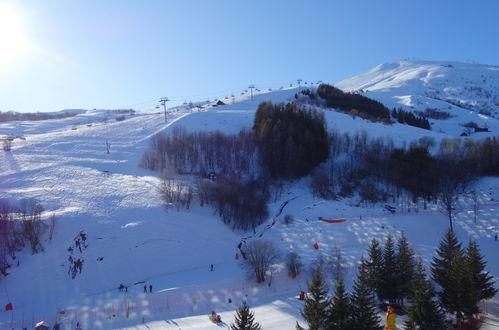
300;268;330;330
327;277;351;330
431;228;462;312
465;240;497;303
350;258;382;330
445;251;476;325
365;238;383;300
404;261;446;330
379;234;398;304
230;301;262;330
395;232;415;304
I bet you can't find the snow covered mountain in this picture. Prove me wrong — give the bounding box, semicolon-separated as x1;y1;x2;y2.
337;60;499;135
1;61;499;329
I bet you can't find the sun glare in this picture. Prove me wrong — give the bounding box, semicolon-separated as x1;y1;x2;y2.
0;3;30;66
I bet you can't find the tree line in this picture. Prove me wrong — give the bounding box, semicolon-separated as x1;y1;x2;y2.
297;230;496;330
141;101;499;232
140;126;259;178
0;110;76;122
310;130;499;227
141;102;329;230
301;85;430;129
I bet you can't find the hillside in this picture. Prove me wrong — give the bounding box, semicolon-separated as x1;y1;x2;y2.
1;62;499;329
337;60;499;136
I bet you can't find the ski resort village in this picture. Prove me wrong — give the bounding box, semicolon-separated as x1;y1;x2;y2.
1;1;499;329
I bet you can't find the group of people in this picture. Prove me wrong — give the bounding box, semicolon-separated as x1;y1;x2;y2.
210;310;221;323
116;283;152;293
143;284;153;293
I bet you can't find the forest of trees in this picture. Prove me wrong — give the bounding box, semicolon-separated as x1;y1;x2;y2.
315;84;391;122
309;130;499;221
253;102;329;179
297;231;496;330
140;126;259;178
141;102;329;229
301;85;430;129
0;110;77;122
141;98;499;231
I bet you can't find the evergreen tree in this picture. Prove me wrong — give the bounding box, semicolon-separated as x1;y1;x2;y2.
327;277;351;330
365;238;383;300
230;301;262;330
465;240;497;303
379;234;398;304
300;268;330;330
395;232;415;304
431;229;462;313
404;261;446;330
445;251;476;325
350;258;382;330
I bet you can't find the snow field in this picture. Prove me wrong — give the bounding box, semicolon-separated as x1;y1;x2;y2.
1;63;499;328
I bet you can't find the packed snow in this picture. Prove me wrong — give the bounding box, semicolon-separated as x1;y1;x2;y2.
1;61;499;329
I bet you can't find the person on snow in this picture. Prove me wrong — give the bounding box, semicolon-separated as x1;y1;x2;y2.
210;264;213;271
149;284;152;293
385;305;396;330
143;285;147;293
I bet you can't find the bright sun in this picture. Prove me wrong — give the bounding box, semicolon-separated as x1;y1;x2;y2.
0;3;30;66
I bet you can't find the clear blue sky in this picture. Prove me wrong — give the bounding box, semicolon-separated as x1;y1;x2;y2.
1;0;498;112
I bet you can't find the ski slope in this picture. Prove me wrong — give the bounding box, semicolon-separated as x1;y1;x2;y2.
337;59;499;137
1;64;499;329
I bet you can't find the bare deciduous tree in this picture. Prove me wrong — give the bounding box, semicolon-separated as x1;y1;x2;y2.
0;200;24;272
241;239;280;283
19;199;45;254
2;138;12;151
329;246;346;281
158;177;192;211
468;190;480;223
285;251;302;278
437;158;474;231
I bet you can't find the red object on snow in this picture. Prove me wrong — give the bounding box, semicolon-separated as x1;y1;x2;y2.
314;243;319;249
318;217;347;223
299;291;305;300
5;303;12;311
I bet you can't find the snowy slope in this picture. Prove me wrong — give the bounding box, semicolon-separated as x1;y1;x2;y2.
1;68;499;329
337;60;499;136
